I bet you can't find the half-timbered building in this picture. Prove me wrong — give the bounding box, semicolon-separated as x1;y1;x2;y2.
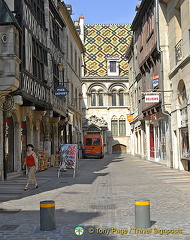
0;0;84;179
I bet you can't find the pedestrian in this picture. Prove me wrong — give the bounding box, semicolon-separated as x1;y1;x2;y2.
78;141;84;159
22;144;38;191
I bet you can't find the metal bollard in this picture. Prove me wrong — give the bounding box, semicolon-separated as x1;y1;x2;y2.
134;200;151;228
40;200;56;231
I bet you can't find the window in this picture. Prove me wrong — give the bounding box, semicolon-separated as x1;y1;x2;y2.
111;116;118;136
119;119;126;136
86;138;92;146
70;43;73;66
98;91;103;106
91;92;96;106
110;61;116;72
119;91;124;106
32;38;47;81
53;61;59;90
181;128;189;158
111;120;118;136
52;19;60;47
107;56;119;76
94;138;100;146
29;0;45;26
112;91;116;106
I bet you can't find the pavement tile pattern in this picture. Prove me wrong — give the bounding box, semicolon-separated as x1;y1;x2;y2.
0;154;190;239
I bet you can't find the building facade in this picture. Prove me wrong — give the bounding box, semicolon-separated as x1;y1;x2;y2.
79;17;132;154
0;0;84;180
127;0;172;167
162;0;190;171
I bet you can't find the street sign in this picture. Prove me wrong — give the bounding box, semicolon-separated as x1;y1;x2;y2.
54;85;69;100
145;95;159;103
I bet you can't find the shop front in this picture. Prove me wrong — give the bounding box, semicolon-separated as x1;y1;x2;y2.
6;117;14;173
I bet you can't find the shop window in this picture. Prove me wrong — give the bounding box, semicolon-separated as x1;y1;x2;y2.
6;117;14;173
181;128;189;158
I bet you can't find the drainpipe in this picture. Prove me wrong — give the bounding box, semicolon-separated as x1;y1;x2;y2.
155;0;173;168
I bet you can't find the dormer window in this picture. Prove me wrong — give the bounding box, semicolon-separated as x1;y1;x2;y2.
107;56;119;76
110;61;116;72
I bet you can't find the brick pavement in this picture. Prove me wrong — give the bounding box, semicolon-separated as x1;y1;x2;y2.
0;154;190;239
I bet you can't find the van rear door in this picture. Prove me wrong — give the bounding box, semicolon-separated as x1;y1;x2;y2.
84;137;93;155
93;137;101;155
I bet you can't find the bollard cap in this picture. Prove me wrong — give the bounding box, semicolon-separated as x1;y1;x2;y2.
40;200;55;208
134;200;150;205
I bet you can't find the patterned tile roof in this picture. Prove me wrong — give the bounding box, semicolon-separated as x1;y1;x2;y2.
83;24;132;77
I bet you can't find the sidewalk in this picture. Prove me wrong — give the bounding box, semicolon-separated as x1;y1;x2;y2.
0;154;190;239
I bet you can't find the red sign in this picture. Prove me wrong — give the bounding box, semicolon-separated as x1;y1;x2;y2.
145;95;159;103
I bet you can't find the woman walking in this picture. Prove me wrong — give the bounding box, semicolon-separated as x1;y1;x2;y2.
23;144;38;191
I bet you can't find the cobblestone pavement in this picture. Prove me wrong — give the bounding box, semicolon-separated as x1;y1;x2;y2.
0;154;190;239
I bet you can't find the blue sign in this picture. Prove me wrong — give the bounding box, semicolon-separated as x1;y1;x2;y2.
152;76;159;88
54;85;69;100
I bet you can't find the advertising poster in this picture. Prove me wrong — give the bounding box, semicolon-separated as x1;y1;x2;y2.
59;144;78;177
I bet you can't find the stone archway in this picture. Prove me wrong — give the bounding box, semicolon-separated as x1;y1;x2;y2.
112;144;126;154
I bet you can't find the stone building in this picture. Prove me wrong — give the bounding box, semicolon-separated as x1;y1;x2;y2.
162;0;190;171
126;0;172;167
78;16;132;154
0;0;84;180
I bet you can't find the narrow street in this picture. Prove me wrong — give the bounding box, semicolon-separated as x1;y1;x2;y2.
0;154;190;239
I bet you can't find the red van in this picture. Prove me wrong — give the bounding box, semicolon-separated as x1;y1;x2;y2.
83;134;104;159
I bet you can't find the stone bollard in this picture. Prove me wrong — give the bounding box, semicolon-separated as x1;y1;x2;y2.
40;200;56;231
134;200;151;228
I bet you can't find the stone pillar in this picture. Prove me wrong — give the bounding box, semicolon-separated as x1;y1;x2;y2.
33;120;41;152
14;122;22;172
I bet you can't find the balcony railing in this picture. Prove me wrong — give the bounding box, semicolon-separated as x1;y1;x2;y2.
175;39;182;63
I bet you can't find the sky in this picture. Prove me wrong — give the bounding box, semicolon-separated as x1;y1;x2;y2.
65;0;140;25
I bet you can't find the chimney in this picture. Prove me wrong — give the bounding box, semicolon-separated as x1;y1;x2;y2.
79;15;84;43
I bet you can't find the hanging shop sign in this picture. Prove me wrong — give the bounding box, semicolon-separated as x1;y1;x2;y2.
127;115;134;122
145;95;159;103
152;75;159;88
54;85;69;100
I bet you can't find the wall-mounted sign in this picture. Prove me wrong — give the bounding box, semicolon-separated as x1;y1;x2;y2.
152;75;159;88
127;115;134;122
54;85;69;100
145;95;159;103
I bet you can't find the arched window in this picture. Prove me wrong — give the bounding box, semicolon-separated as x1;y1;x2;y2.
91;91;96;106
112;90;116;106
111;115;118;136
98;91;103;106
119;115;126;136
119;90;124;106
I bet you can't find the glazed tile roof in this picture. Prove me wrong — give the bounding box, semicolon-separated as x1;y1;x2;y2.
83;24;132;77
